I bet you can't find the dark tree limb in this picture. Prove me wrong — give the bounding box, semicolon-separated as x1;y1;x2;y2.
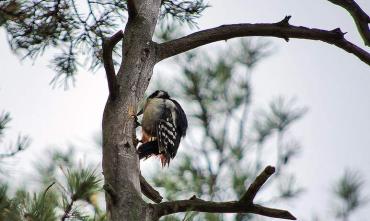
140;173;163;203
155;166;296;220
157;16;370;65
102;30;123;100
328;0;370;46
127;0;138;18
240;165;275;202
61;196;76;221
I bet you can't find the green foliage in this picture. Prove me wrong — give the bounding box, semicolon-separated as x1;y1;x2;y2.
65;167;101;201
252;98;306;171
332;170;367;221
0;183;58;221
0;112;11;138
0;148;105;221
160;0;208;26
277;175;304;201
153;39;306;220
0;111;30;161
0;183;21;221
36;147;75;185
263;97;307;133
19;189;58;221
0;0;208;87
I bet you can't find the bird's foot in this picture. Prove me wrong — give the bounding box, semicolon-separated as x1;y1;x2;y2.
133;137;141;147
128;106;141;128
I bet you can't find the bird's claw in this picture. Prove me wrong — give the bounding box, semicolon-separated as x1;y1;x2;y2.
128;106;141;128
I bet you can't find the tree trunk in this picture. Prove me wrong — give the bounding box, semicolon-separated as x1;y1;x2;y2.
102;0;161;220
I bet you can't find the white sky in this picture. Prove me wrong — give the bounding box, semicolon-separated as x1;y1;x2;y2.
1;0;370;220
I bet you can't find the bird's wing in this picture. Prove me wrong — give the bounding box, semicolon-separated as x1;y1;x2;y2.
169;99;188;136
156;107;178;159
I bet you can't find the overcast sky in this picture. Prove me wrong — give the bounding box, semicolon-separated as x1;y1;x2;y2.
1;0;369;220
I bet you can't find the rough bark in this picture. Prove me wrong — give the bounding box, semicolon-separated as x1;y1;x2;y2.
102;30;124;100
101;0;162;220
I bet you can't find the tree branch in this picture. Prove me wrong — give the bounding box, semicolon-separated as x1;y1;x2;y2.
127;0;138;18
240;165;275;202
140;173;163;203
155;166;296;220
157;16;370;66
61;197;76;221
102;30;123;100
328;0;370;46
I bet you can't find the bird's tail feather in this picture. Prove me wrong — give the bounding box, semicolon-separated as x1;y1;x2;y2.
138;141;159;159
138;141;171;167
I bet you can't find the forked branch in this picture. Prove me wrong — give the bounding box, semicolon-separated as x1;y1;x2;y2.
328;0;370;46
157;16;370;65
102;30;124;100
155;166;296;220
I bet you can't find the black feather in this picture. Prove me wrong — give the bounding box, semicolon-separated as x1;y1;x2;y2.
148;90;170;99
170;99;188;136
138;141;159;159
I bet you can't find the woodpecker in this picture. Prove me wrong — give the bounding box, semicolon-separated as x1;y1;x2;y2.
137;90;188;167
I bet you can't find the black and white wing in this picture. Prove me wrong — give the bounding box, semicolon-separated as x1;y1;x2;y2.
156;107;176;166
156;99;187;166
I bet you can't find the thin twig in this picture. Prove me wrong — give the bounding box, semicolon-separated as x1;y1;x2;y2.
61;197;75;221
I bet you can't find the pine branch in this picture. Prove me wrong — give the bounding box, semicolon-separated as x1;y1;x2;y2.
328;0;370;46
0;135;30;159
61;198;75;221
155;166;296;220
102;30;123;100
157;16;370;65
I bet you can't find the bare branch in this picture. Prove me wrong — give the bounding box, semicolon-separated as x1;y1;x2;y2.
140;173;163;203
250;204;296;220
328;0;370;46
240;166;275;202
155;166;296;220
102;30;123;100
157;16;370;65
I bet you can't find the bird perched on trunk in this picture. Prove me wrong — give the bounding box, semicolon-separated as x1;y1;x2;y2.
137;90;188;167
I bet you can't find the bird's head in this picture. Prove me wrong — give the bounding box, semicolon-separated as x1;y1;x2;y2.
148;90;170;99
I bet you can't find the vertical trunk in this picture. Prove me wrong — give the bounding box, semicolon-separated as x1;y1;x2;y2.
102;0;161;220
